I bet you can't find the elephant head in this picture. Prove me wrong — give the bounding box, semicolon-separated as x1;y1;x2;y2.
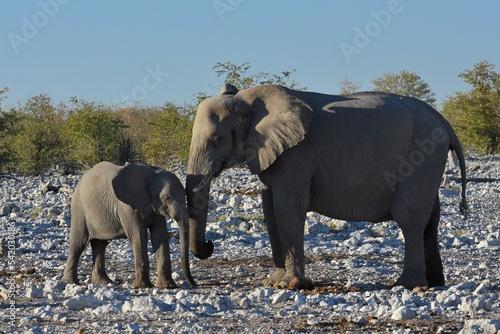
186;84;313;259
113;163;195;286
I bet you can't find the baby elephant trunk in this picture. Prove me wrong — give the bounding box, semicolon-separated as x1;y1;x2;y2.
176;212;196;287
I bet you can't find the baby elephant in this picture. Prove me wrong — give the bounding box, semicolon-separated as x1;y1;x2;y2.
62;161;195;288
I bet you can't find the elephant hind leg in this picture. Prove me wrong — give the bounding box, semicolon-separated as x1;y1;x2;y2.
91;239;114;285
391;202;430;289
424;195;445;287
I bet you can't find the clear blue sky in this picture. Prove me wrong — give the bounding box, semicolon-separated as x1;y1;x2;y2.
1;1;499;109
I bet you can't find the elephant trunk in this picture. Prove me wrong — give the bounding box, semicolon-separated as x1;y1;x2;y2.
186;174;214;260
177;212;196;287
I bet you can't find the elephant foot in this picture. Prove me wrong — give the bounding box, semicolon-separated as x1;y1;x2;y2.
426;272;445;288
156;278;177;289
61;274;79;285
264;269;314;290
132;279;154;289
273;274;314;290
394;275;428;290
91;275;115;285
263;268;286;287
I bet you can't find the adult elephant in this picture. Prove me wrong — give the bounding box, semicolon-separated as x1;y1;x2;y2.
186;84;467;290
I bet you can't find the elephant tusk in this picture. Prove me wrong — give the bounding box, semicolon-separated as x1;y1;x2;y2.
193;175;212;192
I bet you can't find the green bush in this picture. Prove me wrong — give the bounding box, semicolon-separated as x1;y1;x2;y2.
371;69;437;107
8;94;64;175
442;61;500;154
212;60;305;91
142;102;193;167
114;105;159;163
0;89;21;172
62;99;127;169
0;95;196;174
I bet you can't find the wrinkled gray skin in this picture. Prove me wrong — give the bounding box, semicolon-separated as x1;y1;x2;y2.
62;161;195;289
187;84;468;290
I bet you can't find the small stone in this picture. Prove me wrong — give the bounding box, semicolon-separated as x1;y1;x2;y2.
344;235;362;247
459;296;485;315
272;290;291;304
43;279;66;293
436;291;461;306
63;295;104;311
352;315;368;324
127;323;141;333
238;221;250;231
63;284;86;297
242;197;259;210
294;294;306;307
176;290;188;299
459;319;500;334
217;192;229;203
376;305;391;318
248;288;266;302
26;286;43;299
477;239;500;248
357;243;377;255
391;306;416;320
473;281;489;295
429;301;442;314
228;196;242;207
239;297;251;307
276;308;290;317
125;296;164;313
452;238;463;247
92;302;124;315
53;313;67;324
162;294;177;305
305;222;330;235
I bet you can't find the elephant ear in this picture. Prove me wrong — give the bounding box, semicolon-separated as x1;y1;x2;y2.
112;163;153;216
238;86;313;174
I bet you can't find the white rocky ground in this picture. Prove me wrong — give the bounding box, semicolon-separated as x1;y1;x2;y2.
0;156;499;333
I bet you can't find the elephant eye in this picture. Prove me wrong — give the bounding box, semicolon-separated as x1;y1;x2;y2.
211;135;220;144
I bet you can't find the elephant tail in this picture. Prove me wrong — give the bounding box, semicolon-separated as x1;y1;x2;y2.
450;132;468;219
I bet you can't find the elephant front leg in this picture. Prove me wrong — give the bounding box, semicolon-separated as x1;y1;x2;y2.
150;222;176;289
129;228;154;288
277;224;313;290
261;188;286;287
263;188;313;290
